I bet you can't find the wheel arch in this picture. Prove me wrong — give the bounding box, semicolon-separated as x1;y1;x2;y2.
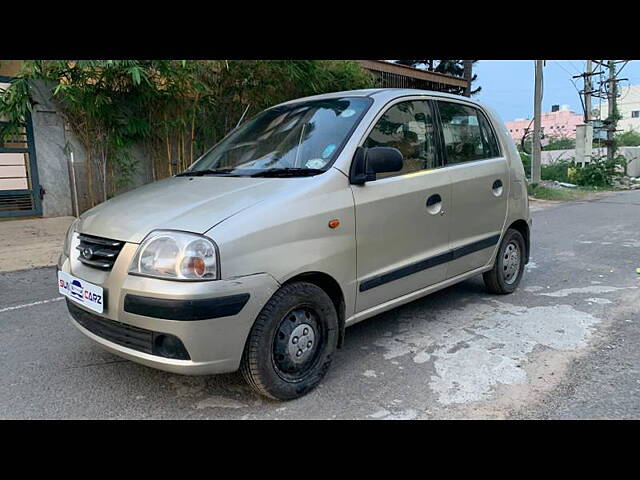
282;271;347;348
507;219;530;264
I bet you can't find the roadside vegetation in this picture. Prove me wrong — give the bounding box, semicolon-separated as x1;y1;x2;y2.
0;60;375;211
521;152;626;185
542;135;575;151
616;129;640;146
520;149;630;201
526;183;607;201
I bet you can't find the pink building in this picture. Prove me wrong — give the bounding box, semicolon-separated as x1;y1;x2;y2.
505;105;583;145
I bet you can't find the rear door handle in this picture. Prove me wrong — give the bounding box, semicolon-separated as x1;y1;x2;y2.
426;193;442;207
426;193;444;215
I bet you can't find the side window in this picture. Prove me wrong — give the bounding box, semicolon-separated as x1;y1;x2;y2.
363;100;438;179
438;102;501;164
477;110;500;158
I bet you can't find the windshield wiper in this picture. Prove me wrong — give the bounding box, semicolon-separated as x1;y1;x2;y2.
250;168;325;178
176;168;237;177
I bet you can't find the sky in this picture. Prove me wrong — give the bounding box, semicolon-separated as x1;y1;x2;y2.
474;60;640;123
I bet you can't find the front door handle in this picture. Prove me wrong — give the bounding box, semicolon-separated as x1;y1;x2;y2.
426;193;443;215
426;193;442;207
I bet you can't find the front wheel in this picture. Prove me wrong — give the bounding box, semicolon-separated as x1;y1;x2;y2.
240;281;338;400
483;229;526;294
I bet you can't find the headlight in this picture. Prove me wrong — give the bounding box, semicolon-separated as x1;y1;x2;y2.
129;230;219;281
63;218;80;256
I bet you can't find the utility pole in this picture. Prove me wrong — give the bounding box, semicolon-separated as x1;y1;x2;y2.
573;60;595;166
532;60;543;183
606;60;616;161
590;60;628;162
584;60;592;123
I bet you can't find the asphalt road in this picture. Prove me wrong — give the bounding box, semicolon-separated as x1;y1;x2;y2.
1;191;639;419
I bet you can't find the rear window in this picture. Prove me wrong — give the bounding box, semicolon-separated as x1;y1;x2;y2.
438;102;500;164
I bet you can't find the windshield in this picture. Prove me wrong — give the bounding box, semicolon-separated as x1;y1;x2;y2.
182;97;372;177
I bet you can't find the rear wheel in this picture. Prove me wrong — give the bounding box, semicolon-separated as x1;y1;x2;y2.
483;228;526;294
240;281;338;400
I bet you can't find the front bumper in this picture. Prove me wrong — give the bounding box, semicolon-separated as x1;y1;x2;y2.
59;242;280;375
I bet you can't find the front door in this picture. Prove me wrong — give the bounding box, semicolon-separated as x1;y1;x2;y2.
435;100;509;278
352;99;451;313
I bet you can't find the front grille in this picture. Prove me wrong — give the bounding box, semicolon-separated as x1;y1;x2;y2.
76;233;124;270
66;299;190;360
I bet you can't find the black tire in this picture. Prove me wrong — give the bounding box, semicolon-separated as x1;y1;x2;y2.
240;281;338;400
483;228;526;294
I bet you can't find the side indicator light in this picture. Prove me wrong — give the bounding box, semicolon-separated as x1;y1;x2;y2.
328;219;340;229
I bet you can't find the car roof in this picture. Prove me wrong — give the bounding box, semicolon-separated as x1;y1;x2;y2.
275;88;482;107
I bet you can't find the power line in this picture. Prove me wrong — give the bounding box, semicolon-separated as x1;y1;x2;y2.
552;60;574;77
552;61;586;117
567;60;583;75
616;60;631;76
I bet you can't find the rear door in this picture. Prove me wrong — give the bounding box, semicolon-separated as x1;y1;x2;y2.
435;100;508;278
351;98;451;313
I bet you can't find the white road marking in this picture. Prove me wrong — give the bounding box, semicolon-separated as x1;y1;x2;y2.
0;296;64;314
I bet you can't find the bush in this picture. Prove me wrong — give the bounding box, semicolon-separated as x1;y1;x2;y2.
541;159;572;183
616;129;640;147
533;155;625;188
522;155;574;183
543;136;575;151
569;155;626;187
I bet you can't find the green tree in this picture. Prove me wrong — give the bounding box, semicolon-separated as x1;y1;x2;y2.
615;129;640;146
0;60;374;211
394;60;480;95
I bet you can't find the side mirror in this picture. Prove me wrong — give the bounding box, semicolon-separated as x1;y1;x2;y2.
349;146;404;185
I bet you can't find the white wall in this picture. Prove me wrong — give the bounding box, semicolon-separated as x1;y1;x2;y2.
540;146;640;177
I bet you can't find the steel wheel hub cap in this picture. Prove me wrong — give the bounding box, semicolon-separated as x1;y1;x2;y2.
273;307;321;379
287;323;316;364
503;241;521;285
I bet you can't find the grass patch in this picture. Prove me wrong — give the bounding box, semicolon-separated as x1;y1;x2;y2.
527;183;610;201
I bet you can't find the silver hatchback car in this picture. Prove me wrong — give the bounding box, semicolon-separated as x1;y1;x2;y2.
58;88;531;400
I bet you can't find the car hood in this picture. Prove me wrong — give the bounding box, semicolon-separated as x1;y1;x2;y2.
78;176;278;243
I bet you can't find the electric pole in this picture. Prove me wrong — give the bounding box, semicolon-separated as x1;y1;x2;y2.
585;60;592;123
573;60;596;165
607;60;617;161
532;60;543;183
591;60;628;162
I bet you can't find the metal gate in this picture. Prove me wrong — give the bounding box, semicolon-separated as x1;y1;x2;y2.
0;75;42;218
